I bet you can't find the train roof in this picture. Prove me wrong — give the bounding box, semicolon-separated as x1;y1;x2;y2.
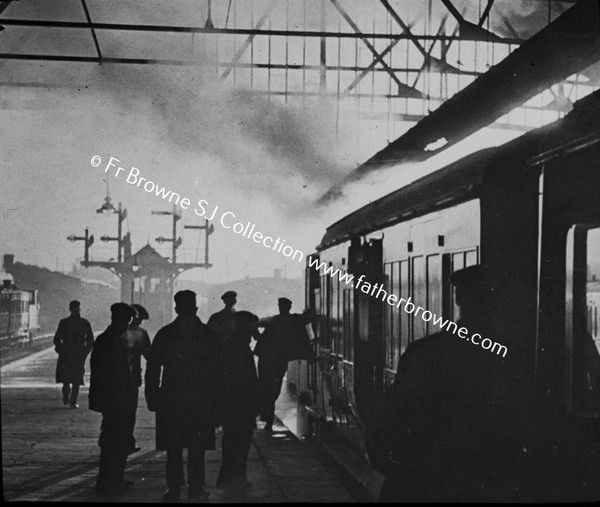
318;148;495;250
317;90;600;251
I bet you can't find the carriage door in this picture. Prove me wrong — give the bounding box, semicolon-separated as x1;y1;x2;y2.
349;237;383;420
566;224;600;417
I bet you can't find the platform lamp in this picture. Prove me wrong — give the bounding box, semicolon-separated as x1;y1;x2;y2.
96;178;117;214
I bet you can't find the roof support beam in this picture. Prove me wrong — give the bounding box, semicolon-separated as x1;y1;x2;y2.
324;0;600;193
500;15;521;39
0;52;486;77
478;0;495;27
0;0;13;16
0;19;525;44
330;0;422;98
330;0;402;93
441;0;464;25
220;0;275;80
342;38;402;96
380;0;428;59
442;0;504;42
80;0;103;63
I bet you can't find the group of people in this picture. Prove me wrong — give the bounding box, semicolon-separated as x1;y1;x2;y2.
54;264;600;503
53;290;311;501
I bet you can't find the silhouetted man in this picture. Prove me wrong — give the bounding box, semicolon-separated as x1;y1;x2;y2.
89;302;138;498
217;311;261;493
54;300;94;408
207;291;237;344
367;265;539;502
254;297;296;432
124;303;152;454
145;290;221;502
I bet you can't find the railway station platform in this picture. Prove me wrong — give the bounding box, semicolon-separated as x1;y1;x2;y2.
1;347;354;503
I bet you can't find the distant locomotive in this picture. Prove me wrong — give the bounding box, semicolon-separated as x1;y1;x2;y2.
0;271;40;350
289;89;600;463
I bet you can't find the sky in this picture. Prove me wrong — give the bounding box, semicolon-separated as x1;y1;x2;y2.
0;0;565;284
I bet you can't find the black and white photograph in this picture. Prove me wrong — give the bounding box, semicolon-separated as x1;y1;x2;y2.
1;0;600;502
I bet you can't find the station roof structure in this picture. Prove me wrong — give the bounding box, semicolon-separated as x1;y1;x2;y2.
1;1;599;190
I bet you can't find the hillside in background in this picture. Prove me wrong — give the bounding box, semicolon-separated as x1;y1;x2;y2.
70;265;119;289
6;257;304;335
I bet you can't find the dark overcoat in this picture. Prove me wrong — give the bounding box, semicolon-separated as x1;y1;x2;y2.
125;325;151;387
218;331;261;423
88;324;138;414
367;323;542;503
145;316;221;451
54;315;94;385
207;308;235;344
254;319;288;404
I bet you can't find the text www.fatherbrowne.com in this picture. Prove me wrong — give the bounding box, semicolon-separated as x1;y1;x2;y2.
308;257;508;358
92;154;507;359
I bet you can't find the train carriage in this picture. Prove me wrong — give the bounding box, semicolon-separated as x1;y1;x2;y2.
289;90;600;464
0;280;40;351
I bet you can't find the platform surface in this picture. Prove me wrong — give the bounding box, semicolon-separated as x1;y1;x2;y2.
1;347;353;503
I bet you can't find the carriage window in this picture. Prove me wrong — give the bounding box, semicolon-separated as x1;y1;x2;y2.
330;277;341;355
412;256;427;342
335;277;345;356
391;262;401;363
383;263;393;368
343;288;354;362
451;253;465;320
566;225;600;417
449;248;479;321
314;288;321;340
383;261;402;369
320;274;330;349
465;250;478;268
426;255;442;335
399;260;410;356
586;230;600;352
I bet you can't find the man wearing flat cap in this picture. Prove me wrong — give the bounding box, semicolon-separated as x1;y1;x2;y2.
53;300;94;408
89;302;138;498
367;265;540;502
145;290;221;502
217;310;260;492
254;297;307;432
207;290;237;344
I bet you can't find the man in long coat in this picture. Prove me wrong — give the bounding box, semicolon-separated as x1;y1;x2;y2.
54;300;94;408
88;302;138;498
207;290;237;344
145;290;221;502
254;297;302;432
367;266;542;502
217;310;261;492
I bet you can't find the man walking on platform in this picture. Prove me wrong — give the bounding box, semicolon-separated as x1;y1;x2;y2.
254;297;301;432
89;302;138;498
53;300;94;408
145;290;221;502
207;290;237;344
217;310;261;493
